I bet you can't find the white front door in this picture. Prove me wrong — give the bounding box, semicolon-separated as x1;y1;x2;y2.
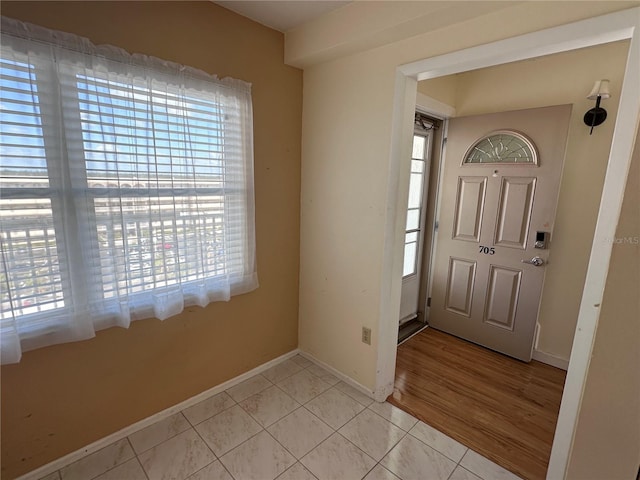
399;129;432;324
429;105;571;361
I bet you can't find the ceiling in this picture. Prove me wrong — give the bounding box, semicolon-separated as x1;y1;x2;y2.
214;1;351;32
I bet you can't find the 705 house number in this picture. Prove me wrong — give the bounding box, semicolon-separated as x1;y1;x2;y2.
479;245;496;255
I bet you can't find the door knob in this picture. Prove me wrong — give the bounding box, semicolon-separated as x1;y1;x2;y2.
521;256;545;266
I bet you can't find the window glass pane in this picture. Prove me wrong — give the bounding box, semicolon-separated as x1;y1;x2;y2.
405;231;418;243
406;209;420;231
0;199;64;318
412;135;425;159
408;173;423;209
403;242;417;277
77;75;225;189
77;74;233;297
411;159;424;173
0;59;48;188
0;58;64;320
95;194;227;298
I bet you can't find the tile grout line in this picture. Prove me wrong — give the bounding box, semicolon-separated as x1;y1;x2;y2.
186;393;239;429
216;401;329;480
365;402;419;432
366;413;473;480
211;363;327;475
131;454;151;480
375;401;477;474
225;388;331;479
270;380;304;408
293;384;356;477
62;437;137;480
361;426;411;480
187;417;236;480
362;404;417;473
128;411;193;457
275;462;316;480
256;368;336;472
404;428;470;465
122;437;140;480
214;420;266;464
228;373;275;404
261;426;304;478
173;375;298;480
215;457;237;480
297;403;335;432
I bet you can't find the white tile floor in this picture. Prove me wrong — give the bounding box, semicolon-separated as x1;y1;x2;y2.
40;355;522;480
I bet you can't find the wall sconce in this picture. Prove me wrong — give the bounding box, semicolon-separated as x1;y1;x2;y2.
583;79;610;135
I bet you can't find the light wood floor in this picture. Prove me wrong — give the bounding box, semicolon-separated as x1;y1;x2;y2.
388;328;566;480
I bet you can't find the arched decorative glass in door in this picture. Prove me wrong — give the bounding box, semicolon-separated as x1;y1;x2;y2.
463;130;538;165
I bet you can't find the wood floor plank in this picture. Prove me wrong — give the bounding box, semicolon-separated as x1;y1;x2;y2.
388;328;566;480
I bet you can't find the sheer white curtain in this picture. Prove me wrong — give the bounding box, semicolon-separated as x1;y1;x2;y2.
0;17;257;364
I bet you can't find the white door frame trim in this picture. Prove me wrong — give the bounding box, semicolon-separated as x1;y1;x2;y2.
379;8;640;479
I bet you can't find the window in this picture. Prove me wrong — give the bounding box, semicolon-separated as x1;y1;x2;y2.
403;132;429;277
0;17;257;363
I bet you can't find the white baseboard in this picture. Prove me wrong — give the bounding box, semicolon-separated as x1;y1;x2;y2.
297;351;376;402
533;349;569;370
17;349;300;480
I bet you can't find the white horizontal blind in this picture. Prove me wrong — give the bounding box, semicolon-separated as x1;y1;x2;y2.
0;17;257;363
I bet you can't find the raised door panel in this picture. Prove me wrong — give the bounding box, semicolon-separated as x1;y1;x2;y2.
452;176;487;242
494;177;536;249
483;265;522;331
444;257;476;317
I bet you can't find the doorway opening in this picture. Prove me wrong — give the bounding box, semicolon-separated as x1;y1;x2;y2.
398;106;576;479
380;9;640;479
394;39;628;478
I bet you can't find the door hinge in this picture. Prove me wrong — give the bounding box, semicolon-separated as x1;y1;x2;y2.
427;297;431;307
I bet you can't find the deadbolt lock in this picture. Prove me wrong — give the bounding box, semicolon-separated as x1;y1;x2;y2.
535;231;550;249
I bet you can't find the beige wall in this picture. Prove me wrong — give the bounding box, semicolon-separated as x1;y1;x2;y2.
284;2;518;68
566;122;640;479
418;40;629;362
0;2;302;478
417;75;459;110
298;0;635;392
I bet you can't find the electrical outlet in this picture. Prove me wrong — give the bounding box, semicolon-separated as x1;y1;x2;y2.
362;327;371;345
